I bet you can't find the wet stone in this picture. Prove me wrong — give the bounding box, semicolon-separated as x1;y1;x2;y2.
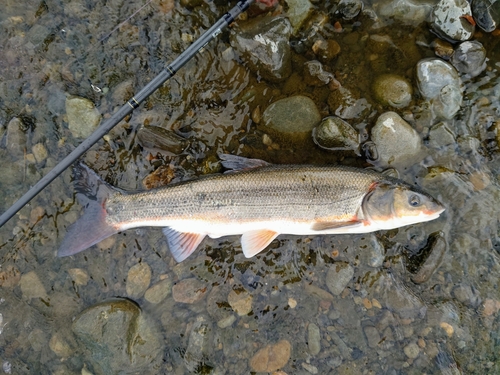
285;0;314;34
65;96;101;139
370;111;422;167
363;325;381;348
49;332;72;358
312;39;341;64
416;58;463;120
172;278;207;304
411;232;447;284
451;41;487;78
136;125;187;155
231;16;292;82
308;323;321;355
19;271;47;300
142;165;175;189
72;299;162;375
451;284;480;308
312;116;360;154
227;289;253;316
372;74;412;109
261;95;321;141
0;265;21;288
471;0;500;32
427;122;456;148
404;342;420;359
67;268;89;286
431;0;475;41
327;87;371;120
303;60;336;87
325;262;354;296
126;262;152;299
336;0;363;20
6;117;27;160
144;279;172;304
184;315;213;372
249;339;291;372
31;143;48;164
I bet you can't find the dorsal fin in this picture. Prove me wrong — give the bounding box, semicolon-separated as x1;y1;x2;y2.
240;230;279;258
219;154;270;173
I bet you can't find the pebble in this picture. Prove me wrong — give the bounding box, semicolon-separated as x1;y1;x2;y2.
49;332;72;358
303;60;336;86
250;340;291;372
65;96;101;139
335;0;363;20
5;117;27;160
67;268;89;286
172;278;207;304
312;39;341;63
416;58;463;120
227;289;253;316
184;315;213;372
370;111;423;167
403;342;420;359
31;143;48;164
363;325;381;348
451;41;487;78
472;0;500;32
144;279;172;304
0;265;21;289
482;299;500;317
261;95;321;141
372;74;412;109
72;299;162;374
285;0;314;34
325;262;354;296
312;116;360;154
427;122;456;148
288;297;298;308
142;165;175;189
230;16;292;82
307;323;321;355
431;0;475;41
411;232;447;284
126;262;152;299
327;87;372;120
136;125;187;155
301;362;319;374
217;314;236;329
19;271;48;300
440;322;454;336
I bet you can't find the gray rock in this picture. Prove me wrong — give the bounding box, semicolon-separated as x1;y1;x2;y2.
136;125;187;155
144;279;172;304
312;116;360;154
184;315;213;372
303;60;336;86
72;299;162;375
19;271;47;300
126;262;152;299
372;0;432;26
325;262;354;296
451;41;487;78
431;0;475;41
358;235;385;268
65;96;101;138
231;17;292;82
427;122;456;148
451;284;481;307
327;87;371;120
285;0;315;34
411;232;447;284
172;278;208;304
416;58;463;120
261;95;321;140
372;74;412;109
363;325;381;348
336;0;363;20
307;323;321;355
31;143;48;164
472;0;500;32
6;117;27;160
404;342;420;359
371;112;423;167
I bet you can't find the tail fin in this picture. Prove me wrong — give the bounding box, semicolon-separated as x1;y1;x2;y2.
57;163;120;257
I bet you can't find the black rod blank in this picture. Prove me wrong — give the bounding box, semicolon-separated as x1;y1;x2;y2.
0;0;254;227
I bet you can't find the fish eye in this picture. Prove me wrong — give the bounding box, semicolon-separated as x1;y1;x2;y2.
409;194;421;207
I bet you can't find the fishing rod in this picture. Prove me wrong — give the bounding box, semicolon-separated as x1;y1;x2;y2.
0;0;255;228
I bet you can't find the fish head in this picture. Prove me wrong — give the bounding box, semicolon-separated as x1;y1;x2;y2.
362;181;445;230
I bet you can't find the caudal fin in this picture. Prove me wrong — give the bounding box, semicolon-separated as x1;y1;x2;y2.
57;163;120;257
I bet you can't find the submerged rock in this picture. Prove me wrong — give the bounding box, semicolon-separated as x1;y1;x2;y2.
325;262;354;296
312;116;360;154
285;0;315;34
231;17;292;82
327;87;371;120
451;40;487;78
6;117;27;160
261;95;321;142
471;0;500;32
65;96;101;139
184;315;213;372
371;112;423;167
372;74;412;109
416;58;463;120
250;339;291;372
431;0;475;41
72;299;162;374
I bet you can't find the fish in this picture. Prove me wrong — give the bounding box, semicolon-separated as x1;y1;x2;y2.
58;154;445;262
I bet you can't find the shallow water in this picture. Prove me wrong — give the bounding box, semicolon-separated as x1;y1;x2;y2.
0;0;500;374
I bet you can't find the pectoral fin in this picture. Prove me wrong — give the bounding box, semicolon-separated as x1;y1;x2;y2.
311;220;363;231
240;230;279;258
162;228;206;262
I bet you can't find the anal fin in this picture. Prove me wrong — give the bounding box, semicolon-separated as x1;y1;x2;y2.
162;228;206;262
311;220;362;231
240;230;279;258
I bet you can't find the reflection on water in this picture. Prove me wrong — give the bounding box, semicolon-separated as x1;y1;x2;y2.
0;0;500;373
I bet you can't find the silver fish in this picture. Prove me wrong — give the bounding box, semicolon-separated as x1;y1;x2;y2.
58;155;444;262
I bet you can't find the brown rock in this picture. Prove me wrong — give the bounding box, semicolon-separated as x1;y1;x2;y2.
250;340;291;372
172;278;208;304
